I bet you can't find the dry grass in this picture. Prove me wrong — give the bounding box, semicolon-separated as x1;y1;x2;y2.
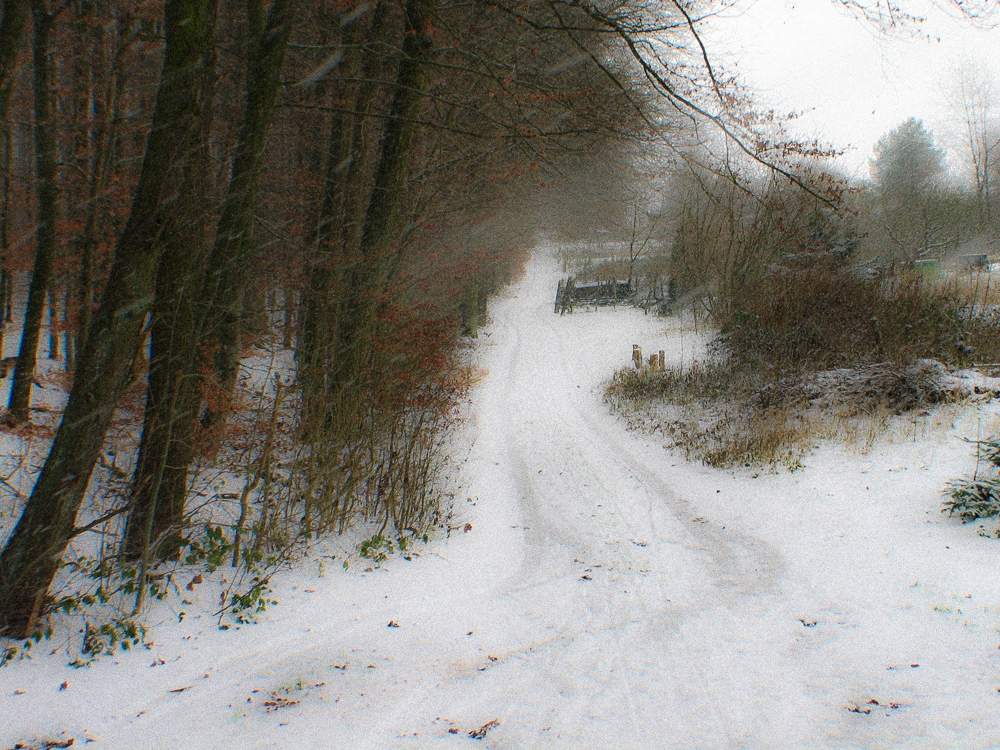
607;265;999;468
609;366;967;469
607;366;808;469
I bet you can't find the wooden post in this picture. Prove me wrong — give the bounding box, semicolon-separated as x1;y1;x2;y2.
658;351;665;370
632;344;642;369
562;276;575;315
648;353;657;370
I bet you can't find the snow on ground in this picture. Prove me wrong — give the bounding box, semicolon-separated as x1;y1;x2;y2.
3;251;1000;749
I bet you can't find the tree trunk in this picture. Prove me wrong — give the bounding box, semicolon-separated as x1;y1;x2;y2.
121;0;220;562
297;0;389;433
326;0;433;429
46;287;57;360
78;15;133;357
2;268;10;324
296;74;358;430
0;122;11;359
0;0;28;365
0;0;29;144
120;95;216;561
62;283;73;372
7;0;57;425
197;0;294;425
123;0;293;558
0;0;217;638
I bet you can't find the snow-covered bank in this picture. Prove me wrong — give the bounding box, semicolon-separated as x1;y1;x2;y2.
2;252;1000;749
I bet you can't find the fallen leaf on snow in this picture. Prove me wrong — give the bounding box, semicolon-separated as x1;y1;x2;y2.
469;719;500;740
264;695;300;712
847;699;904;715
15;739;76;749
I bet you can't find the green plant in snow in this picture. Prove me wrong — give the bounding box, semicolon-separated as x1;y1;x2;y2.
357;532;421;565
228;577;277;624
58;554;168;609
943;479;1000;520
0;625;53;668
943;437;1000;521
359;533;395;563
182;523;234;571
78;617;146;661
44;555;158;665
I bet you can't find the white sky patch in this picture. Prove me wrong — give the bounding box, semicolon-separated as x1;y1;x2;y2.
707;0;1000;179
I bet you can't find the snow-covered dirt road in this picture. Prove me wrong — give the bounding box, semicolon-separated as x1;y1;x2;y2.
4;252;1000;749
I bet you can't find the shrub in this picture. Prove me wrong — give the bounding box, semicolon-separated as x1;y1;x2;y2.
943;437;1000;522
605;260;997;469
606;361;747;406
717;261;1000;375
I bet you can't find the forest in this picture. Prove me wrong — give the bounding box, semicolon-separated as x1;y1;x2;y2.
0;0;716;647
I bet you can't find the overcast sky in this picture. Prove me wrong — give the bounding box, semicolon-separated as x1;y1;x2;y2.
708;0;1000;179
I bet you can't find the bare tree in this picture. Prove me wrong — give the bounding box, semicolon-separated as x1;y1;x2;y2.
0;0;218;638
946;57;1000;231
6;0;60;425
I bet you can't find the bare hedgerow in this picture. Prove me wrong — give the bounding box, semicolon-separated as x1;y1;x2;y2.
607;261;1000;468
717;262;1000;374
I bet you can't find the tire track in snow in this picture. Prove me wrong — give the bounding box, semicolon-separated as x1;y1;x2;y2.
500;257;783;603
543;266;784;601
469;255;789;746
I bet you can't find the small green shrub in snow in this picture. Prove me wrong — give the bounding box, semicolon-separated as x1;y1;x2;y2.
943;437;1000;521
228;577;277;624
78;617;146;662
943;479;1000;520
0;625;53;668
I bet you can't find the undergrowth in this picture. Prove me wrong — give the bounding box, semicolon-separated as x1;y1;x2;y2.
607;263;998;468
718;263;1000;373
0;521;285;668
